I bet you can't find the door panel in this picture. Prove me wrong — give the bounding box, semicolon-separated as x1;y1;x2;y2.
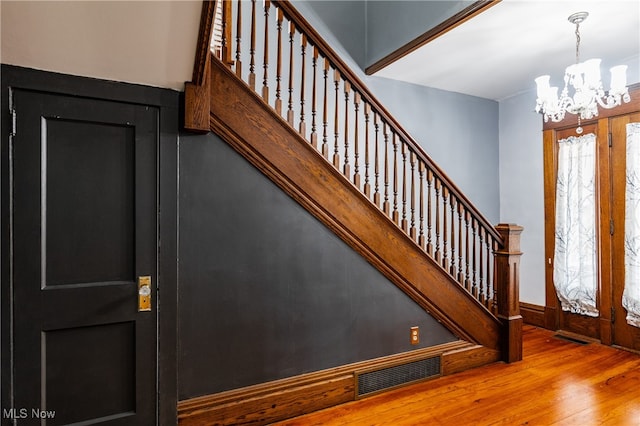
611;112;640;351
11;89;157;425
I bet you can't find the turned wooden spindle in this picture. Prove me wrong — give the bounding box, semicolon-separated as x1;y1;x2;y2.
275;8;283;114
249;0;257;89
442;187;449;271
418;162;426;249
235;0;243;78
410;152;417;241
383;123;390;216
426;170;433;256
478;227;485;305
221;0;233;67
471;218;478;298
353;92;361;188
310;46;318;148
392;134;399;224
343;81;351;179
434;178;441;264
465;211;471;292
373;112;381;207
287;21;295;126
457;203;465;283
363;102;371;197
261;0;270;101
401;143;408;232
299;33;307;136
449;194;456;276
485;235;497;312
333;70;340;169
321;57;329;159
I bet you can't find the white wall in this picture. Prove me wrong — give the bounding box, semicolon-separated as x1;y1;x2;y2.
1;1;201;91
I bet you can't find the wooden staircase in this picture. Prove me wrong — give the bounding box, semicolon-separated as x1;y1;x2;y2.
181;0;523;424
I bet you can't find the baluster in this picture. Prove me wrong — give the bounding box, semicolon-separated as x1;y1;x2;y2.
374;113;381;207
310;46;318;148
478;227;485;306
235;0;243;77
410;152;417;241
472;219;478;299
221;0;233;67
492;238;499;313
249;0;256;89
333;70;340;169
487;237;494;311
418;161;425;249
392;134;399;224
287;21;295;125
434;178;441;264
261;0;270;101
343;81;351;178
426;170;434;256
364;103;371;197
353;92;361;188
383;123;390;216
457;203;464;283
322;57;329;159
299;34;307;136
450;194;456;276
401;143;408;232
465;211;471;291
442;187;449;270
275;8;283;114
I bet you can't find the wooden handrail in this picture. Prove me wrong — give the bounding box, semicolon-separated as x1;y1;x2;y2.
275;1;503;245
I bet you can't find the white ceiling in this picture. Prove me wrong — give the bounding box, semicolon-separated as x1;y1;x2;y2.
373;0;640;101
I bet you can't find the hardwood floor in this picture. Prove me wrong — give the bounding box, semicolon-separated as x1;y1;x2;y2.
274;326;640;425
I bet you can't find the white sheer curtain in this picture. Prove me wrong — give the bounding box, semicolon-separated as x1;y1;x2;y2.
623;122;640;327
554;133;599;317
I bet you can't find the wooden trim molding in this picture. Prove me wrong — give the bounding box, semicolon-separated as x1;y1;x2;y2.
192;0;216;86
177;341;498;425
520;302;545;328
184;1;216;133
365;1;501;75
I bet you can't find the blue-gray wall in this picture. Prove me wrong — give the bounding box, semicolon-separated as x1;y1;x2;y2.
177;132;457;399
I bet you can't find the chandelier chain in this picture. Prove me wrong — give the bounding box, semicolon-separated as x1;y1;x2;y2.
574;23;580;65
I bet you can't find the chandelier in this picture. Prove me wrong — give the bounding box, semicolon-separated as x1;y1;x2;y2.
534;12;630;133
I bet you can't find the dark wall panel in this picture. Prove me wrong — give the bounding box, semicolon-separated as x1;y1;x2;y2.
178;132;457;399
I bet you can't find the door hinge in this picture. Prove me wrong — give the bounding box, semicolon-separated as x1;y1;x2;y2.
611;307;615;323
610;219;614;235
608;132;612;147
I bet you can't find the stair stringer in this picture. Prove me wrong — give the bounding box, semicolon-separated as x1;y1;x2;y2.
209;57;502;352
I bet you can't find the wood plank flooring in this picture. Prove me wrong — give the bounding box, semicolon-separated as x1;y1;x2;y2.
273;326;640;425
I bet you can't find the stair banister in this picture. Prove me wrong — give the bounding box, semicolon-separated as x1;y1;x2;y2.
185;0;522;363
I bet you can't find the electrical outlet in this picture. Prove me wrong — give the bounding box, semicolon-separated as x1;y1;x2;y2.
410;326;419;345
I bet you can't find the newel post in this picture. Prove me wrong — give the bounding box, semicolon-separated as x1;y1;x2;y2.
495;223;523;363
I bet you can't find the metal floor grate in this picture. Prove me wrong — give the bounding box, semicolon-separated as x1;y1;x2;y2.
357;356;441;398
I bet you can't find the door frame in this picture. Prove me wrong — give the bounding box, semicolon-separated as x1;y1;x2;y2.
542;83;640;345
1;65;179;424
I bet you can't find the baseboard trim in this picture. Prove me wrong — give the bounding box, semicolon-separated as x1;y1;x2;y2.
520;302;545;328
177;340;493;425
